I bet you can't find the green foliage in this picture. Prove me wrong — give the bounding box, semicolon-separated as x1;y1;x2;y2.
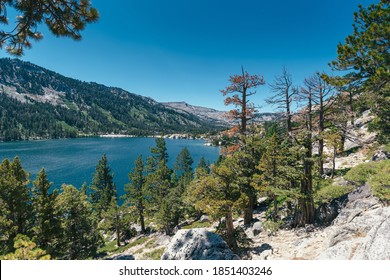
123;155;147;233
328;1;390;142
31;168;62;257
0;157;32;254
0;234;50;260
89;154;117;216
0;0;99;55
56;184;102;259
254;134;301;221
344;161;379;185
154;188;182;235
345;160;390;203
314;180;354;205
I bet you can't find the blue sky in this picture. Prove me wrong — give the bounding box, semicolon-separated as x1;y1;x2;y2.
0;0;378;111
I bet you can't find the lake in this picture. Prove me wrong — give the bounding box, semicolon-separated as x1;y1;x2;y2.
0;137;220;197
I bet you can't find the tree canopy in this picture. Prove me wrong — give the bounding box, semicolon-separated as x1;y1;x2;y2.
0;0;99;55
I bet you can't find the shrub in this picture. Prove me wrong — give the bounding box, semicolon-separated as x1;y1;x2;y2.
344;160;390;203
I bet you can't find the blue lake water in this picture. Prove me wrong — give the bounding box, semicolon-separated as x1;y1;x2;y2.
0;137;220;197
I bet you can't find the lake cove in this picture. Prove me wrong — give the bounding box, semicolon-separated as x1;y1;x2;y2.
0;137;220;197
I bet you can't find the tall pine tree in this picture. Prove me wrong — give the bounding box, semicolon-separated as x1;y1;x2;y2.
89;154;117;217
31;168;62;257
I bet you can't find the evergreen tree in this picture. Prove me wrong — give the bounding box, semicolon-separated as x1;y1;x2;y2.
145;159;172;213
56;184;102;259
191;157;243;251
220;67;266;136
89;154;117;216
0;234;50;260
254;134;301;222
174;147;194;194
124;155;147;233
147;138;169;172
294;78;316;226
0;0;99;55
174;147;193;176
328;0;390;142
145;138;172;213
31;168;62;257
0;157;31;253
196;157;210;175
155;188;182;236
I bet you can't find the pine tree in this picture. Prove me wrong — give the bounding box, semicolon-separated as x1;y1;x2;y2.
1;234;50;260
267;67;298;143
0;0;99;55
191;157;244;251
56;184;102;259
328;0;390;142
0;157;31;253
220;67;266;136
31;168;62;257
195;157;210;175
124;155;147;233
254;134;301;222
89;154;117;216
174;147;193;176
147;138;169;172
145;138;172;213
303;72;337;175
294;78;316;226
174;147;194;194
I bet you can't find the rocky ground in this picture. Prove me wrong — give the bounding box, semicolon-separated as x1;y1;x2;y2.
247;184;389;260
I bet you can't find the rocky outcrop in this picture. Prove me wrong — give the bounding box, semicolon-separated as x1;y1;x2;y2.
318;184;390;260
250;183;390;260
371;149;390;161
161;228;240;260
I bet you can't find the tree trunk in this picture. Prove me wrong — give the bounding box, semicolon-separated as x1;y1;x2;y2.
139;199;146;233
243;191;255;225
225;209;237;251
272;194;278;222
318;138;324;175
116;207;120;247
331;145;337;178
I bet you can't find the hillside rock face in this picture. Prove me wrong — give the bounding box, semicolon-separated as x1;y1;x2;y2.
161;228;240;260
318;185;390;260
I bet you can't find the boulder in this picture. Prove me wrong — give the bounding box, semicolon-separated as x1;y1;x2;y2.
252;221;263;236
199;215;210;223
318;207;390;260
317;184;390;260
161;228;240;260
371;150;390;161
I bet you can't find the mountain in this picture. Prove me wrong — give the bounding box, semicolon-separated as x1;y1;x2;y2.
162;102;231;126
163;101;281;126
0;58;222;141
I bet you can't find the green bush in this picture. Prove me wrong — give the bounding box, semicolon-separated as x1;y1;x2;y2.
345;160;390;203
315;184;354;205
344;162;378;185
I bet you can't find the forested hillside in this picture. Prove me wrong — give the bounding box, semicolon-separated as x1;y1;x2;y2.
0;58;221;141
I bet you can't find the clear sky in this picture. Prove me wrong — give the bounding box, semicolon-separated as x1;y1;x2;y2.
0;0;378;111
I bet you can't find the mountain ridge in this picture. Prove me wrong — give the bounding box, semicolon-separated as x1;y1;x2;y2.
0;58;223;141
